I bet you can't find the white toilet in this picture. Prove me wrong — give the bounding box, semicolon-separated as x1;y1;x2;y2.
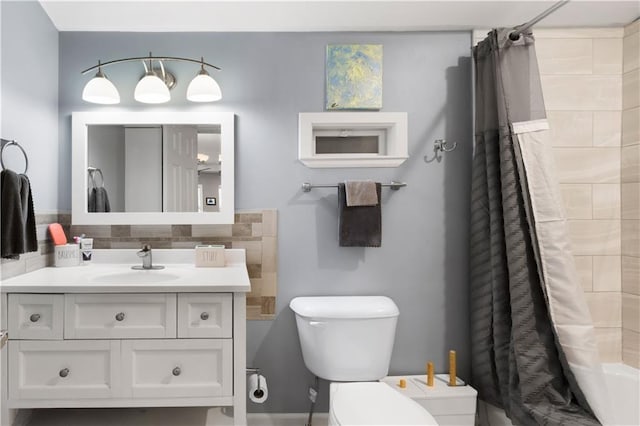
290;296;439;426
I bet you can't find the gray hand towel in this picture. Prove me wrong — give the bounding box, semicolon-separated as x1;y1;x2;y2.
338;182;381;247
1;170;38;259
345;180;378;206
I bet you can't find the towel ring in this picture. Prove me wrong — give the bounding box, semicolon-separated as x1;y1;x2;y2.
0;140;28;174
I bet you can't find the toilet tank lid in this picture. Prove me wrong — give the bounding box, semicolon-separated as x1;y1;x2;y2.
289;296;399;319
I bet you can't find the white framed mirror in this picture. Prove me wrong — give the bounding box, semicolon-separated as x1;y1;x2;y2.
71;111;235;225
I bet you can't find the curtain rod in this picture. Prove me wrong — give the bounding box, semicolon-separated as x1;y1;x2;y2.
509;0;570;41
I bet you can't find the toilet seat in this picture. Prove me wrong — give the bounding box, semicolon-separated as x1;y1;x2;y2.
329;382;439;425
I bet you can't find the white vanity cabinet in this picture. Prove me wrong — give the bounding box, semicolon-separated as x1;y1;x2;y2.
8;293;233;404
1;249;250;426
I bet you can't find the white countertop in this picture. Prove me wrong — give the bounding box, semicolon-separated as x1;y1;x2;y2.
1;249;251;293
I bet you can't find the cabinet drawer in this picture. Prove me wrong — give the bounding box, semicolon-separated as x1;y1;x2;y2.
8;294;64;340
8;340;120;400
64;294;177;339
122;339;232;399
177;293;232;338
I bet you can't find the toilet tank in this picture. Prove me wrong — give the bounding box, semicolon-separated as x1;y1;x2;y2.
289;296;399;381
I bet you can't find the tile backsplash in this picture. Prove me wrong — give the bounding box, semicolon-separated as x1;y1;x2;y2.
0;210;278;320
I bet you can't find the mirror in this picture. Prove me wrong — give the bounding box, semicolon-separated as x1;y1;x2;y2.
72;111;235;225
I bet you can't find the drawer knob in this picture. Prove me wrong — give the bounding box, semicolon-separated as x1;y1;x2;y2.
59;368;69;378
200;312;209;320
29;313;41;323
172;367;181;376
115;312;125;322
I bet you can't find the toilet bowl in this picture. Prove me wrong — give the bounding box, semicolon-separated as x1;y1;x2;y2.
329;382;438;426
290;296;439;426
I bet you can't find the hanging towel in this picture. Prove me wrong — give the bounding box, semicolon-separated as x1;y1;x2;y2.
88;187;111;213
345;180;378;206
338;182;381;247
1;170;37;259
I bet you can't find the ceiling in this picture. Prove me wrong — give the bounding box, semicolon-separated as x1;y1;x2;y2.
40;1;639;32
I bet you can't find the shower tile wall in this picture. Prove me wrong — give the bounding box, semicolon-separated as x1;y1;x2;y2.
538;28;624;363
474;28;626;363
621;20;640;369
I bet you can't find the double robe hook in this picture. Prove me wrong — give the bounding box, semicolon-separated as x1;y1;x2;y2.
424;139;457;163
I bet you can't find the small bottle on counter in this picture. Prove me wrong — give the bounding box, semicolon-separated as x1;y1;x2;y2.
80;237;93;262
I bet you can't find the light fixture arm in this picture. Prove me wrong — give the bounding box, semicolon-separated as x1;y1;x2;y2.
81;54;221;75
158;60;166;80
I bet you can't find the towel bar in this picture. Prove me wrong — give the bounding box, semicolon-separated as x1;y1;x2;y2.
302;181;407;192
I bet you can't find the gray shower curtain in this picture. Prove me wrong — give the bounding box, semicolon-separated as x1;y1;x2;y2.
470;29;611;426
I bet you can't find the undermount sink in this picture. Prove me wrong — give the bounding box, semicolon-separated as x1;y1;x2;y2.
91;270;181;284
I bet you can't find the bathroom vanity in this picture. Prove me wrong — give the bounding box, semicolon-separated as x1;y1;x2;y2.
0;249;250;426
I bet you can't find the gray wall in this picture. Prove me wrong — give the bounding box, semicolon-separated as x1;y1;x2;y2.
1;1;59;212
57;31;473;413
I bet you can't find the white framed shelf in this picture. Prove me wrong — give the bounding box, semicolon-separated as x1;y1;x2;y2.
298;112;408;168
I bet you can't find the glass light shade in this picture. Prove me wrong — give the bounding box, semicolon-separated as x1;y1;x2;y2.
187;70;222;102
134;73;170;104
82;71;120;104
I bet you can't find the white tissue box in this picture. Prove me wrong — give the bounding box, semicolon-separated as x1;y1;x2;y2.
54;244;80;267
195;245;226;267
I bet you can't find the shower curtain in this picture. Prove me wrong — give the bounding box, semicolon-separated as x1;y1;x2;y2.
470;29;613;426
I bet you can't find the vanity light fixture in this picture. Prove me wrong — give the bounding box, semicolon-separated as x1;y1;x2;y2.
81;53;222;105
197;153;210;163
81;61;120;105
134;58;171;104
187;58;222;102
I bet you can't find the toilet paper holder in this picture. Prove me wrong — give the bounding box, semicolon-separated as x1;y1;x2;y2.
247;367;264;397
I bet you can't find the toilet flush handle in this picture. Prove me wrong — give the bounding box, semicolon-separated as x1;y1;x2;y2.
309;321;326;327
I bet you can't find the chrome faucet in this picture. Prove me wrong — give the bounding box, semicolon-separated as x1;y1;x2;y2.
137;244;153;269
132;244;164;270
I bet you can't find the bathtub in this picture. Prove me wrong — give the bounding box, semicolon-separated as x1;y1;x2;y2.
477;363;639;426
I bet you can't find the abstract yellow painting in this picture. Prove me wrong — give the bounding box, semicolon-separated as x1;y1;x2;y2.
326;44;383;110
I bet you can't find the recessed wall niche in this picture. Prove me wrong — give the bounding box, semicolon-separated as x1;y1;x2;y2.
298;112;408;168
